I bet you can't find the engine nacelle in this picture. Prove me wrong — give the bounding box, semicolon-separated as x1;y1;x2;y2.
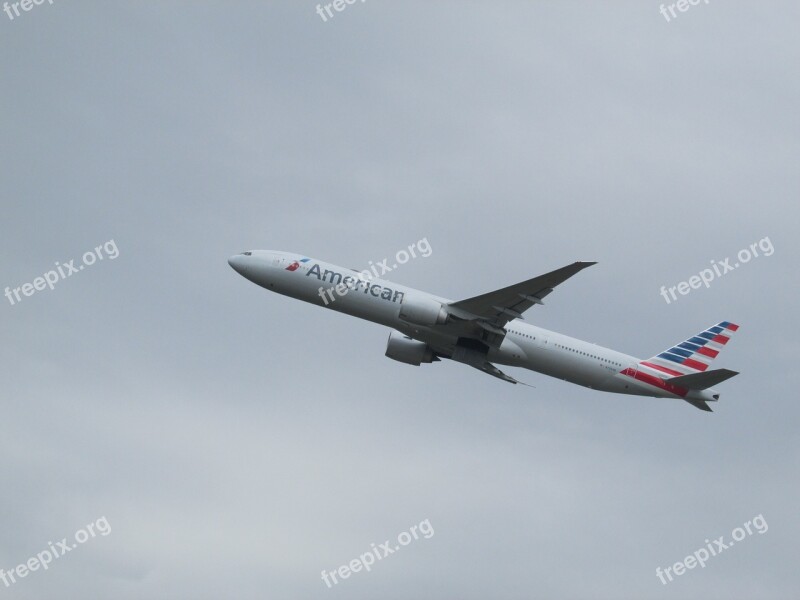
398;294;449;327
385;331;436;366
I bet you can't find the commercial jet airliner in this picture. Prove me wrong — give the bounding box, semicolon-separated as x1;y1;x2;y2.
228;251;739;411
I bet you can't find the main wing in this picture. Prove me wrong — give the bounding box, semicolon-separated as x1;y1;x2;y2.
391;261;595;386
447;261;596;329
429;261;596;380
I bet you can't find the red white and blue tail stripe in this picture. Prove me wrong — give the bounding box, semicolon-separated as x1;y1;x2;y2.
639;321;739;377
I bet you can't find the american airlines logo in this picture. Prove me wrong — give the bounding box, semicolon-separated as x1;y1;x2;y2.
289;239;431;306
286;257;311;271
303;263;405;305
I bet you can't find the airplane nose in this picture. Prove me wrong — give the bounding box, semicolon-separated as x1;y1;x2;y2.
228;254;247;275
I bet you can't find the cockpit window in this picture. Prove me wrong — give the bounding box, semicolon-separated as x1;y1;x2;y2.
242;251;252;256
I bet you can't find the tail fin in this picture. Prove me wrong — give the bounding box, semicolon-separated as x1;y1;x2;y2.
639;321;740;377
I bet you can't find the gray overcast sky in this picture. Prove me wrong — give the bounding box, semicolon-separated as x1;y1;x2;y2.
2;1;798;599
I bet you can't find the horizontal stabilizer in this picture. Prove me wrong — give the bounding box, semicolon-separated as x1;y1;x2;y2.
683;397;714;412
669;368;739;390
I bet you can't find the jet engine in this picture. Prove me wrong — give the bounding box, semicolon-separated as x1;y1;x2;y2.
398;294;449;327
385;331;437;366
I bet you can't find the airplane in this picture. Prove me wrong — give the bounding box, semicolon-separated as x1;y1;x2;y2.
228;251;739;411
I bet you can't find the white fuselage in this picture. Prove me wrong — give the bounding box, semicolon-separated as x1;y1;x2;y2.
228;251;686;400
